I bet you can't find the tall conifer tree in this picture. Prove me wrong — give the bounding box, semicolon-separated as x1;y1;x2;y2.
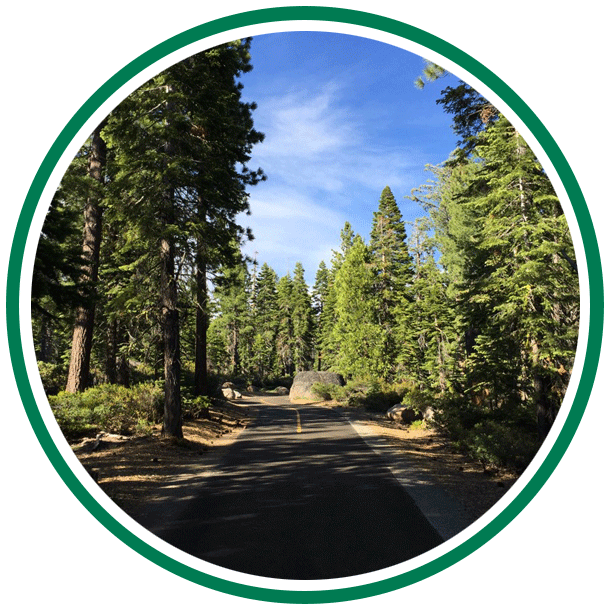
369;186;414;380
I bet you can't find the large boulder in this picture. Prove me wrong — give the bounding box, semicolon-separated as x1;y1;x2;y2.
222;387;236;400
289;371;345;400
387;404;420;424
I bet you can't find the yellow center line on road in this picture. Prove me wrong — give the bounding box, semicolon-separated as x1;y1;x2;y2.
292;408;302;433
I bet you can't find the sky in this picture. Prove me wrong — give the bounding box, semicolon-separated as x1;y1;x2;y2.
236;31;461;286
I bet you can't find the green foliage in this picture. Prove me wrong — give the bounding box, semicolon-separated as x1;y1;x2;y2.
49;383;163;439
314;378;408;412
361;381;402;413
409;419;427;431
37;361;67;396
182;395;212;420
369;186;414;380
310;382;343;401
290;262;315;372
330;235;384;379
432;391;539;471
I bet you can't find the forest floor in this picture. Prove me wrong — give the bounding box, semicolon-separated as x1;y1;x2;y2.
72;394;519;525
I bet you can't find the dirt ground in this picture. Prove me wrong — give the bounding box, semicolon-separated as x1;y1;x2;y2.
72;394;518;524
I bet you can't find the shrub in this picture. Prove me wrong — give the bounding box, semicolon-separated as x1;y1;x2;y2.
359;381;401;412
433;392;539;471
37;361;66;396
309;382;347;401
314;378;405;411
49;382;163;439
183;395;212;420
410;419;428;431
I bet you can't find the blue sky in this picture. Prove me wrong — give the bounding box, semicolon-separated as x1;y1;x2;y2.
237;31;460;286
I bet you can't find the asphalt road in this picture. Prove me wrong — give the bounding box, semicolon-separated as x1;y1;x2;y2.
146;396;444;580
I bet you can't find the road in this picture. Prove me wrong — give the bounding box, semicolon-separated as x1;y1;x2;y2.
142;395;445;580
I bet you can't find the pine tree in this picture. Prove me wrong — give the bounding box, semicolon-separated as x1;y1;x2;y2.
319;222;354;371
186;40;265;395
32;177;84;365
210;256;251;378
454;115;579;438
252;263;279;381
291;262;314;372
331;235;383;380
276;273;294;376
312;260;330;370
65;120;108;393
369;186;414;379
398;217;453;393
99;42;265;436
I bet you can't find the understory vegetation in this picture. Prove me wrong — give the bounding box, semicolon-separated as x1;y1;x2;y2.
32;47;578;473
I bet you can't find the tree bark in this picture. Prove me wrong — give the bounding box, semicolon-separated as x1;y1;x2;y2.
66;120;107;393
194;252;209;396
161;234;182;437
160;93;182;438
117;323;130;387
105;318;117;384
38;314;54;363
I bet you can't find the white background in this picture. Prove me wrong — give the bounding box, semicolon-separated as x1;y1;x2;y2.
1;2;607;608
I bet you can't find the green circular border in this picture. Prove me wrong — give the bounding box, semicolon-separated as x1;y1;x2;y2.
7;6;603;604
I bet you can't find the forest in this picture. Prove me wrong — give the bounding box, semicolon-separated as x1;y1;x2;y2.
32;41;579;472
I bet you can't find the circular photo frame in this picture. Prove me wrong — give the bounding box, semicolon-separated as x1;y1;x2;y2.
7;6;603;604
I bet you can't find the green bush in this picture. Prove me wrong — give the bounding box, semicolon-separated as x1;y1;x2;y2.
183;395;212;420
37;361;66;396
361;382;401;412
309;382;347;401
313;378;408;411
433;393;539;471
310;382;332;400
409;419;428;431
49;382;163;439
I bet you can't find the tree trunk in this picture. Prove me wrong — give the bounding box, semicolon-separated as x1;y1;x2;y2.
194;252;209;396
230;325;240;376
160;97;182;437
534;371;555;441
160;234;182;437
66;120;107;393
38;314;54;363
117;323;130;387
105;318;117;384
117;353;130;388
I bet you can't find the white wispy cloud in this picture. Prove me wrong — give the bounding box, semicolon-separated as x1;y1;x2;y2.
252;81;423;196
239;187;345;282
242;77;427;284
